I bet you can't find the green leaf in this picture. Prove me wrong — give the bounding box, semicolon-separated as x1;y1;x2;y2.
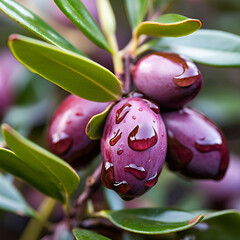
135;14;201;38
148;29;240;67
100;208;204;234
124;0;148;30
73;228;111;240
178;210;240;240
0;172;35;217
86;103;114;140
54;0;111;52
1;124;79;203
9;34;122;102
0;0;84;56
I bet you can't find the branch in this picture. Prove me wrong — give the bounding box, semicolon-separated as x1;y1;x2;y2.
69;163;103;222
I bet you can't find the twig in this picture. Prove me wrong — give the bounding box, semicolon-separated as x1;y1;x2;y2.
123;52;131;94
69;163;103;222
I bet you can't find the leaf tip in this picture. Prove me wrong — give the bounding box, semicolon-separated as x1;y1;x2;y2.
1;123;12;133
8;34;20;43
188;214;204;225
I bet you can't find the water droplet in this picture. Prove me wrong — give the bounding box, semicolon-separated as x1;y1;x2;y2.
124;164;147;180
114;181;130;194
195;134;229;180
142;99;160;114
173;60;200;87
138;107;143;111
144;172;158;187
101;162;115;188
51;132;72;155
128;125;158;151
66;120;72;125
75;112;83;116
132;116;136;120
117;148;124;155
109;129;122;146
116;103;132;124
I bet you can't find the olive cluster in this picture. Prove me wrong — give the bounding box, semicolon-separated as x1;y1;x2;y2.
48;52;229;200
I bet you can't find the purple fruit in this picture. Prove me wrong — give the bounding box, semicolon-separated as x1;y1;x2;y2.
101;97;167;200
197;155;240;203
48;95;109;168
133;52;203;109
162;107;229;180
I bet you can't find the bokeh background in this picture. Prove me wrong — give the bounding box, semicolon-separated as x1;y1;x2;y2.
0;0;240;239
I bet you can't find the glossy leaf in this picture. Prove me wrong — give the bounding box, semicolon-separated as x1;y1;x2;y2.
73;228;111;240
1;124;79;203
124;0;148;30
0;171;35;217
86;103;114;140
135;14;201;38
9;34;122;102
54;0;111;52
178;210;240;240
0;0;84;56
149;29;240;66
100;208;203;234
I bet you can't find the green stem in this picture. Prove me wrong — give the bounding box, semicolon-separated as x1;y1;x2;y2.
108;34;123;75
20;197;56;240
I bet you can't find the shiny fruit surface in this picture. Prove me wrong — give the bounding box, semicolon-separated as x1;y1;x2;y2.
133;52;203;109
48;94;109;168
162;107;229;180
101;97;167;200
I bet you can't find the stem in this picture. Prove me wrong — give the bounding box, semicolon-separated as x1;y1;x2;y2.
20;197;56;240
108;34;123;75
123;52;131;94
69;163;102;222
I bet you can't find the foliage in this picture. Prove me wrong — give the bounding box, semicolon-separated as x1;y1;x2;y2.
0;0;240;239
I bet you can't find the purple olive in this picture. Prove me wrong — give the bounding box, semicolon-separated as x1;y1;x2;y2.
48;94;109;168
133;52;203;109
196;155;240;206
101;97;167;200
162;107;229;180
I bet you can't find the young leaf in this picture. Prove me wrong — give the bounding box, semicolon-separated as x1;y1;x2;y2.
178;210;240;240
100;208;203;234
1;124;80;203
97;0;116;36
124;0;148;30
54;0;112;53
148;29;240;67
86;103;114;140
0;0;84;56
0;172;36;217
73;228;111;240
9;34;122;102
135;14;201;38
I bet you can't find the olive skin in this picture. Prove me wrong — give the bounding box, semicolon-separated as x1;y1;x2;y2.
101;97;167;200
133;52;203;109
48;94;109;168
162;107;229;180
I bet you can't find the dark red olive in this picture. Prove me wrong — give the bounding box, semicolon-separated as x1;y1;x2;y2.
162;107;229;180
133;52;203;109
101;97;167;200
48;94;109;168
